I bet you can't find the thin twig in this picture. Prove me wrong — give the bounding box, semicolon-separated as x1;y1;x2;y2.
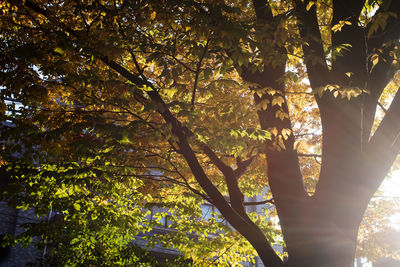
242;198;274;206
377;101;387;113
297;153;321;158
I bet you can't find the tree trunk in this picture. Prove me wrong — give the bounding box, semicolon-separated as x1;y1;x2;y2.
283;212;360;267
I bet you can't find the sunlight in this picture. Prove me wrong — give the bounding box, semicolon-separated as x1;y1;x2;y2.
379;170;400;227
381;171;400;198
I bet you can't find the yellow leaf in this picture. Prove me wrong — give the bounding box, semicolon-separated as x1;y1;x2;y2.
270;127;278;136
272;96;285;107
275;110;288;120
372;54;379;67
332;21;350;32
54;47;64;55
281;128;291;140
74;203;81;211
333;91;339;98
332;24;342;32
150;11;156;20
306;1;315;11
262;99;269;110
267;88;276;96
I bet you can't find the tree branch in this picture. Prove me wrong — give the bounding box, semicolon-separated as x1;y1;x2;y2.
198;143;231;174
234;156;256;179
293;0;329;89
367;0;400;49
198;143;248;216
243;198;274;206
20;1;284;264
101;57;283;267
362;0;400;145
360;88;400;207
368;88;400;154
362;58;392;146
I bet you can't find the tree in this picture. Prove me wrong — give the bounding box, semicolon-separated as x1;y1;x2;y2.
0;0;399;266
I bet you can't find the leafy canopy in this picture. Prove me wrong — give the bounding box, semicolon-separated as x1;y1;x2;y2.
0;0;399;266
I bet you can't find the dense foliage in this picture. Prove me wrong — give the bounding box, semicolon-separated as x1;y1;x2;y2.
0;0;399;266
